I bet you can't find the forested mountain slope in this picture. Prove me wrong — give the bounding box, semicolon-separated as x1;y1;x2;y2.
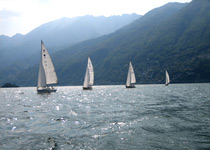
3;0;210;86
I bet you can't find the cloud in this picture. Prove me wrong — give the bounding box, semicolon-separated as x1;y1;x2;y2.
0;9;21;19
0;9;22;36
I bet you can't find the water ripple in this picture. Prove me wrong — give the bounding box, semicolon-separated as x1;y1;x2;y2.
0;84;210;149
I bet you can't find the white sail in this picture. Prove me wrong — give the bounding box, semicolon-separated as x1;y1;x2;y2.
126;62;136;86
37;41;58;88
83;65;89;88
83;57;94;88
165;70;170;85
37;62;46;87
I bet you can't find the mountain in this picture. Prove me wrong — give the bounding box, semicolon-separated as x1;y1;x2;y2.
2;0;210;86
0;14;140;82
0;14;140;67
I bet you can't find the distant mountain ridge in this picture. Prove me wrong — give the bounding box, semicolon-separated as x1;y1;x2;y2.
24;14;141;48
0;14;140;67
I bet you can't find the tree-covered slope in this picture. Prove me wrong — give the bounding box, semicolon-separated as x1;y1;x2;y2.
4;0;210;86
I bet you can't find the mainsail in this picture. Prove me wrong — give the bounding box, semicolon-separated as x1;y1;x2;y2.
126;62;136;86
37;40;58;88
83;57;94;88
165;70;170;85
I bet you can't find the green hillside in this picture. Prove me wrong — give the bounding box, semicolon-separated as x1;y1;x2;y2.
4;0;210;86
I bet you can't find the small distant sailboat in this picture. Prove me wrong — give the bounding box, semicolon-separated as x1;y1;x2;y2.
126;62;136;88
83;57;94;90
165;70;170;86
37;40;58;93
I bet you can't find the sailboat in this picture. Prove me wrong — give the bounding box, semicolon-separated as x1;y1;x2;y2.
165;70;170;86
126;61;136;88
37;40;58;93
83;57;94;90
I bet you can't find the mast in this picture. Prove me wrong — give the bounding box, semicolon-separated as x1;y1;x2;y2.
37;41;46;88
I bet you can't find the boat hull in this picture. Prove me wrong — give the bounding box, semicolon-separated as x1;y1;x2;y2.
126;85;136;88
83;86;92;90
37;87;57;93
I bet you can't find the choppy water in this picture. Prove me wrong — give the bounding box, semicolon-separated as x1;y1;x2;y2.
0;84;210;150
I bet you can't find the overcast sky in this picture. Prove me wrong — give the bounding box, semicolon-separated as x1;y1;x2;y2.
0;0;191;37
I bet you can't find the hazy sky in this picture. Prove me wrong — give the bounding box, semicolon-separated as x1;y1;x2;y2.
0;0;191;37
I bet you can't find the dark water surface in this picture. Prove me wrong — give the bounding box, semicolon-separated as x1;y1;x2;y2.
0;84;210;149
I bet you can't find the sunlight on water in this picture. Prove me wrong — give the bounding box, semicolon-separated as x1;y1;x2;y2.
0;84;210;149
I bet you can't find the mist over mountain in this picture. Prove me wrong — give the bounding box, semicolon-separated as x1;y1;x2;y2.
1;0;210;86
24;14;141;48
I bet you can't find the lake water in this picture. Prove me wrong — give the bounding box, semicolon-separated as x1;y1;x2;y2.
0;84;210;150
